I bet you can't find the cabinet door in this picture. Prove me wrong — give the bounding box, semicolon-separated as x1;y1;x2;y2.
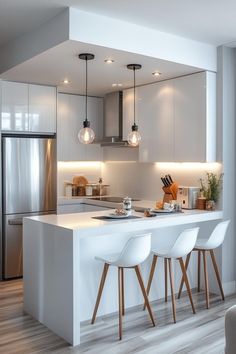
173;72;206;162
1;81;28;131
83;204;112;212
57;93;102;161
29;84;56;133
122;88;134;141
57;204;84;214
138;81;174;162
85;97;103;161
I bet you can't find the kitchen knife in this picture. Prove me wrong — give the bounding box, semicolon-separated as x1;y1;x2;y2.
161;177;167;187
165;175;171;186
168;174;174;184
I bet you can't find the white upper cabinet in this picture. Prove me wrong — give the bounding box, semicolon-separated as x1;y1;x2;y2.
173;72;215;162
29;84;56;133
1;81;28;131
57;93;103;161
1;81;56;134
122;89;135;141
122;71;216;162
137;81;175;162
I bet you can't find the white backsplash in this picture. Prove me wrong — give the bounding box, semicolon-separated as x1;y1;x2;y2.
101;162;222;201
58;161;222;203
57;162;102;196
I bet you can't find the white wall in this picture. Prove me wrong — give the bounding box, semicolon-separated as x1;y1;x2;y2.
217;46;236;294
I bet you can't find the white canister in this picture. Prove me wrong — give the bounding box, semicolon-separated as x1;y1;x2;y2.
123;197;132;215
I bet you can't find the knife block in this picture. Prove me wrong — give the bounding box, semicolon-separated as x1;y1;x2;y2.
162;182;178;203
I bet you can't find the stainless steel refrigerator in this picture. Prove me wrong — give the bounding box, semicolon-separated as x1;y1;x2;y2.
2;136;57;279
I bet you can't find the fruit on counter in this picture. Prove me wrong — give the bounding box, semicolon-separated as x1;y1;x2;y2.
115;208;128;216
156;200;163;210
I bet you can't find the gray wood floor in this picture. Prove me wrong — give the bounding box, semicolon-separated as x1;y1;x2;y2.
0;279;234;354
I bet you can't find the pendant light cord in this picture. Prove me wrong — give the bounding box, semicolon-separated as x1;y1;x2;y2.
133;67;136;125
85;56;88;122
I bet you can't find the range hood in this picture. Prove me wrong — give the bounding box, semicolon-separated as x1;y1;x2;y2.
99;91;130;147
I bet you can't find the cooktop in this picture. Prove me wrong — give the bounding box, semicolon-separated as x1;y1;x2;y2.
89;197;140;203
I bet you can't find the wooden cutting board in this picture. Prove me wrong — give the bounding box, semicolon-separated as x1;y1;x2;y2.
72;176;88;186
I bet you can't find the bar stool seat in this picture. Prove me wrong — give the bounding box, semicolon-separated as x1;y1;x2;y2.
178;220;230;309
91;233;155;340
145;227;199;323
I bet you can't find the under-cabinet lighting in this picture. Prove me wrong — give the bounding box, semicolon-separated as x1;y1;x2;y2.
155;162;222;171
58;161;102;170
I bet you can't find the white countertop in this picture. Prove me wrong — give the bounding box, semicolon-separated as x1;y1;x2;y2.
26;209;223;236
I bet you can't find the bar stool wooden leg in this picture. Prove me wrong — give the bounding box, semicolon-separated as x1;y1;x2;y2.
202;250;210;309
168;258;176;323
210;249;225;301
179;257;196;314
118;267;123;340
135;266;155;327
165;258;168;302
121;268;125;315
177;252;191;299
143;255;158;310
91;263;109;324
198;250;201;292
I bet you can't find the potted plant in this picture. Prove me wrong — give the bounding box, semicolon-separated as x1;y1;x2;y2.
200;172;223;210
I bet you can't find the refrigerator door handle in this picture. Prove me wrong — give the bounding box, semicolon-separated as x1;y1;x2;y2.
8;218;23;226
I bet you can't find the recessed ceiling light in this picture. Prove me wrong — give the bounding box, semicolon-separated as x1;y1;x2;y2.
63;79;70;84
105;59;114;64
112;83;123;87
152;71;161;77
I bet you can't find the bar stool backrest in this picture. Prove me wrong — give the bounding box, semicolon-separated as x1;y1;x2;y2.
112;233;151;268
168;227;199;258
204;220;230;250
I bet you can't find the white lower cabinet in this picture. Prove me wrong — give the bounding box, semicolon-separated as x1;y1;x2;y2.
57;203;111;214
57;93;103;161
57;204;84;214
83;204;111;212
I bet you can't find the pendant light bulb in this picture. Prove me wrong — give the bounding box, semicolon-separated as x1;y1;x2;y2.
78;53;95;144
128;123;141;147
78;125;95;144
127;64;142;147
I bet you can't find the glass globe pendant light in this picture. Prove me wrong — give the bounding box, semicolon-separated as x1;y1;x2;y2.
127;64;142;147
78;53;95;144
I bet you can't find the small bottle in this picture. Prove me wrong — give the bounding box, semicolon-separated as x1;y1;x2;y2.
123;197;132;215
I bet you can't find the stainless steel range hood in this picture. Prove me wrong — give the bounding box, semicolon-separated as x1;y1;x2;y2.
99;91;130;147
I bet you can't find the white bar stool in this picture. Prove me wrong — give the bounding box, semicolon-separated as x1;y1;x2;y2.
178;220;230;309
91;233;155;340
145;227;199;323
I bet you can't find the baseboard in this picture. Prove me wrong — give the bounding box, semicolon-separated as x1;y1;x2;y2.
223;281;236;295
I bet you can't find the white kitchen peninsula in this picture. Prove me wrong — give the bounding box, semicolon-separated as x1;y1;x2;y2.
23;209;222;346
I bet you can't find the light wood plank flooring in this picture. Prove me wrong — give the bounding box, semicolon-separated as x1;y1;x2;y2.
0;279;235;354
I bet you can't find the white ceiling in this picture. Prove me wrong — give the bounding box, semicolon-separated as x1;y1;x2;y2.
1;0;236;47
0;40;200;96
